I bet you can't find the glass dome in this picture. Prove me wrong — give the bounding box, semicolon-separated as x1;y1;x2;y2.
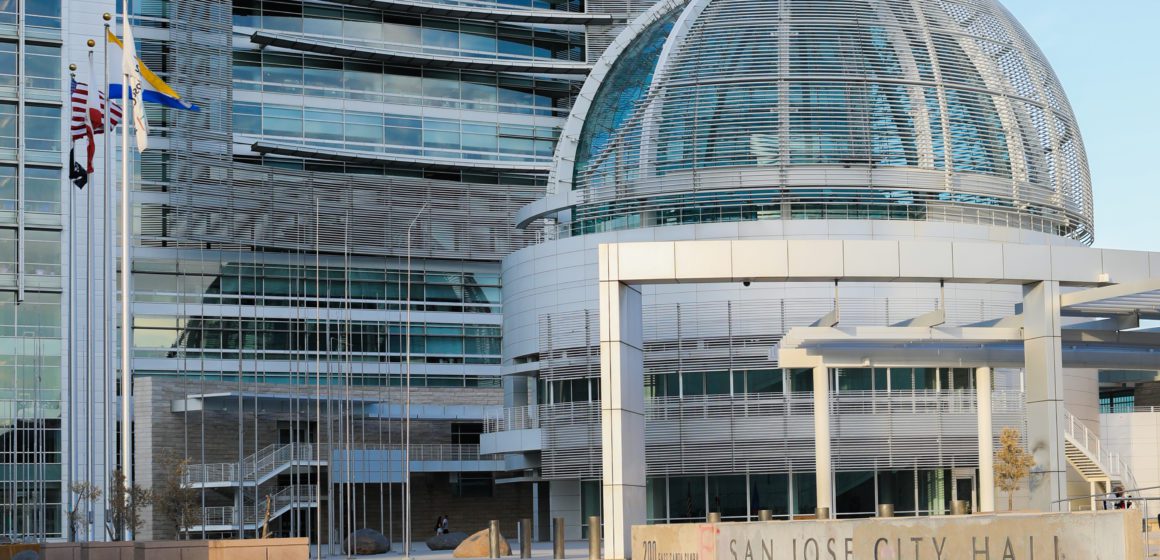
551;0;1093;243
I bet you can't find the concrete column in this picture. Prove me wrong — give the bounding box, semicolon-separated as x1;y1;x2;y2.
1023;281;1067;511
598;264;645;560
813;366;832;514
976;366;995;513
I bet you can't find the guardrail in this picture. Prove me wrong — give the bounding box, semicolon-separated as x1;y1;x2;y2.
484;404;539;432
186;443;487;485
1065;409;1138;490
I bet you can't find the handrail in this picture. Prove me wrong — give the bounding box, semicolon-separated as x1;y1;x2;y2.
185;443;490;485
1063;409;1138;492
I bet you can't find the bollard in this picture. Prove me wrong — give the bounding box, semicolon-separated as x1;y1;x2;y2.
588;516;601;560
707;512;721;523
877;504;894;518
815;507;830;520
553;518;565;560
489;519;501;559
757;510;772;521
520;518;533;559
951;500;969;515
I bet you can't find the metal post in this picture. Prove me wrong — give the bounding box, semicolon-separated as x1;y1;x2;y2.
757;510;772;521
489;519;501;559
553;518;565;560
520;518;532;559
707;512;721;523
877;504;894;518
587;516;600;560
403;202;427;558
815;507;830;520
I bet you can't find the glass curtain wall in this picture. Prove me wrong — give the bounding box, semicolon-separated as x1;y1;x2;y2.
0;0;63;539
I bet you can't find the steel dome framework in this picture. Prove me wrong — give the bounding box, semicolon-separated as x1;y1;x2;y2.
536;0;1093;243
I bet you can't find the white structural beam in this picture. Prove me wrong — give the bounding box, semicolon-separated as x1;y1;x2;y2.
976;366;995;513
608;239;1160;286
1023;281;1068;511
598;245;645;560
813;366;832;516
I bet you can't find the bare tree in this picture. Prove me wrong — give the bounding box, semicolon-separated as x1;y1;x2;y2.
108;468;152;541
154;454;202;539
68;481;102;541
995;426;1036;511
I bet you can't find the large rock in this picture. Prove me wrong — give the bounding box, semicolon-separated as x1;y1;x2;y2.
452;528;511;558
426;531;469;551
346;528;391;555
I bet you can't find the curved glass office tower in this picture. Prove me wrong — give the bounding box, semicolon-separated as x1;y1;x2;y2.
494;0;1098;530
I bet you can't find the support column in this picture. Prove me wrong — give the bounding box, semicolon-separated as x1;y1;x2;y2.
976;366;995;513
1023;281;1067;511
599;244;645;560
813;365;832;514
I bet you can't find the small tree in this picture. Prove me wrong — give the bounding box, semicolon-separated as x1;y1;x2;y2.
108;468;152;541
154;455;202;539
995;426;1036;511
68;481;102;541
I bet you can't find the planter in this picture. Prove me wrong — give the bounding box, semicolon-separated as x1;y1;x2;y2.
81;542;134;560
126;539;307;560
42;543;81;560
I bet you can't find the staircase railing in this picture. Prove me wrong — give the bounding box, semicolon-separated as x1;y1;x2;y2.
186;443;489;486
1063;409;1138;490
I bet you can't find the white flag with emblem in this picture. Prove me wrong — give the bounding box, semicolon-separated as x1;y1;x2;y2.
121;21;149;152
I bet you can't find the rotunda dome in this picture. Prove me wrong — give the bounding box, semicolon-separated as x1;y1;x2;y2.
542;0;1092;242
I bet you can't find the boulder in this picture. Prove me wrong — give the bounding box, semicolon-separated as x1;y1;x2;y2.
346;528;391;555
452;528;511;558
426;531;469;551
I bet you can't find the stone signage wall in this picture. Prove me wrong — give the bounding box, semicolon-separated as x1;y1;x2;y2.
632;511;1142;560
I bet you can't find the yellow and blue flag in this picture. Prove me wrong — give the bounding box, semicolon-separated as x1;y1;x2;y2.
106;28;199;112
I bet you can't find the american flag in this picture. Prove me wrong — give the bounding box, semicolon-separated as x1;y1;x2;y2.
70;79;123;140
70;78;92;141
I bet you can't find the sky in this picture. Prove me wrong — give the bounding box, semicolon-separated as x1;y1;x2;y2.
1001;0;1160;251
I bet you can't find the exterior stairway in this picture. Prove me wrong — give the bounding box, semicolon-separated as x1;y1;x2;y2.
188;485;319;533
1062;409;1137;507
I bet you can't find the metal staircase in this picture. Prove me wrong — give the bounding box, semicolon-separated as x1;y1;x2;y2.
189;485;320;533
1062;409;1137;505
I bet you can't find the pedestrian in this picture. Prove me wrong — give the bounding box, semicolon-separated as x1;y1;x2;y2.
441;515;450;534
435;516;444;535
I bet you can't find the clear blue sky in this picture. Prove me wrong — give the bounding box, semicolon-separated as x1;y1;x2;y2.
1002;0;1160;251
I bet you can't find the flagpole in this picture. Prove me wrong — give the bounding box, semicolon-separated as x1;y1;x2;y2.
101;13;115;541
118;0;135;541
66;63;77;543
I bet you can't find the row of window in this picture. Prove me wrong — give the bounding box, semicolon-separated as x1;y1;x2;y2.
0;228;61;275
133;263;502;311
543;368;983;404
624;468;961;523
234;1;584;62
0;103;60;158
235;154;547;187
138;370;501;388
135;316;502;363
0;42;60;96
234;101;557;162
0;291;60;337
234;50;573;117
0;165;62;214
0;0;60;30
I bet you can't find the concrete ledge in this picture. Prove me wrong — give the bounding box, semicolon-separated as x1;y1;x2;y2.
632;510;1143;560
41;544;80;560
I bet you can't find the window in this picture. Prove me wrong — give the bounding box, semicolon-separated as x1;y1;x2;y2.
24;44;60;91
24;104;60;153
25;166;60;214
453;473;493;498
24;229;60;275
450;422;482;445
